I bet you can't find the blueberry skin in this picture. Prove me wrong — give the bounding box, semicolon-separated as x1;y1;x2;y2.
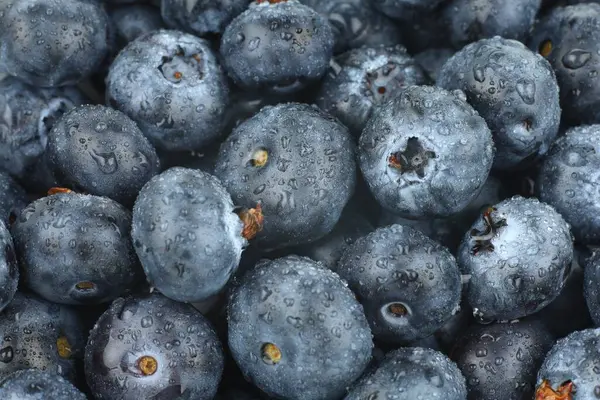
47;105;161;206
85;292;224;400
215;103;356;251
109;4;165;50
345;347;467;400
228;255;373;400
369;0;446;20
415;47;454;82
106;30;230;152
298;0;403;54
0;77;87;181
132;167;247;303
536;328;600;400
0;0;110;87
12;193;142;305
161;0;250;37
0;171;28;226
338;224;462;344
0;292;86;381
220;0;335;93
316;45;428;138
0;369;86;400
438;37;561;170
584;251;600;326
458;196;574;321
451;320;554;400
359;85;494;219
0;221;17;314
537;126;600;245
442;0;541;49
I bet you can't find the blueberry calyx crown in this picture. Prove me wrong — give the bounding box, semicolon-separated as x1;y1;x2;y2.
137;355;158;376
247;149;269;168
388;137;436;178
535;379;574;400
365;62;407;103
470;206;507;255
237;203;264;240
158;46;204;84
261;342;281;365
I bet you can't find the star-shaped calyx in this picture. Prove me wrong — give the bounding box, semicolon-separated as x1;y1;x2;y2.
388;137;436;178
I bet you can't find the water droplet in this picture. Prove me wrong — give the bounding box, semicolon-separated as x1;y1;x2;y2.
516;79;536;105
141;316;153;328
562;49;592;69
248;37;261;52
89;150;118;174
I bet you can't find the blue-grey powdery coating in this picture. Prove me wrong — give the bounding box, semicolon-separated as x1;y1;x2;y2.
537;125;600;245
0;291;86;382
132;167;247;303
11;192;143;305
437;36;561;170
458;196;574;321
215;102;356;251
0;221;17;314
451;319;554;400
536;328;600;400
0;0;110;87
0;369;86;400
0;171;28;226
85;292;224;400
220;0;335;93
228;255;373;400
359;85;495;219
109;4;165;51
47;105;161;206
0;77;86;181
161;0;251;37
316;44;427;137
337;224;462;344
106;29;230;152
583;251;600;326
345;347;467;400
369;0;446;20
415;47;455;82
442;0;541;49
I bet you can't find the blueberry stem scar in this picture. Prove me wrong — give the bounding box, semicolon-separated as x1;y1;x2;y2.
75;281;96;291
137;355;158;376
539;40;553;58
261;343;282;365
56;336;72;359
535;379;574;400
48;187;73;195
249;149;269;168
387;137;436;178
238;203;264;240
470;206;507;255
388;303;409;317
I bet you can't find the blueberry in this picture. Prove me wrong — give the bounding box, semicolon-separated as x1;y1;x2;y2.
106;30;230;152
0;221;17;314
345;347;468;400
0;0;110;87
0;77;87;182
161;0;251;37
299;0;403;54
529;3;600;125
369;0;446;20
583;251;600;326
0;369;87;400
12;192;143;305
359;85;495;219
397;8;451;54
451;319;554;400
442;0;541;49
109;4;165;50
458;196;574;321
215;103;356;251
0;171;28;227
228;255;373;400
337;224;462;344
220;0;335;94
414;47;455;82
316;44;428;137
537;126;600;246
85;292;224;399
0;291;86;381
535;328;600;400
132;167;262;302
437;36;561;170
47;105;161;206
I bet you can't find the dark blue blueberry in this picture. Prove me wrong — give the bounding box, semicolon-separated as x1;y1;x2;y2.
299;0;403;54
316;44;428;137
442;0;541;49
0;171;28;227
12;192;143;305
0;369;87;400
535;328;600;400
109;4;165;51
529;3;600;125
458;196;574;321
369;0;446;20
537;128;600;247
106;30;230;152
84;292;224;400
0;291;86;381
47;105;161;206
451;319;554;400
337;224;462;344
345;347;467;400
359;85;495;219
0;0;110;87
0;221;17;314
397;8;451;54
414;47;455;82
215;103;356;251
437;36;561;170
0;77;87;182
583;251;600;326
132;167;260;302
220;0;335;94
161;0;251;37
228;255;373;400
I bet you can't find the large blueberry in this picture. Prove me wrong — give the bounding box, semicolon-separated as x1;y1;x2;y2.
161;0;250;37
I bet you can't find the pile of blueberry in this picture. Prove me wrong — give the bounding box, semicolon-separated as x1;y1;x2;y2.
1;0;600;399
